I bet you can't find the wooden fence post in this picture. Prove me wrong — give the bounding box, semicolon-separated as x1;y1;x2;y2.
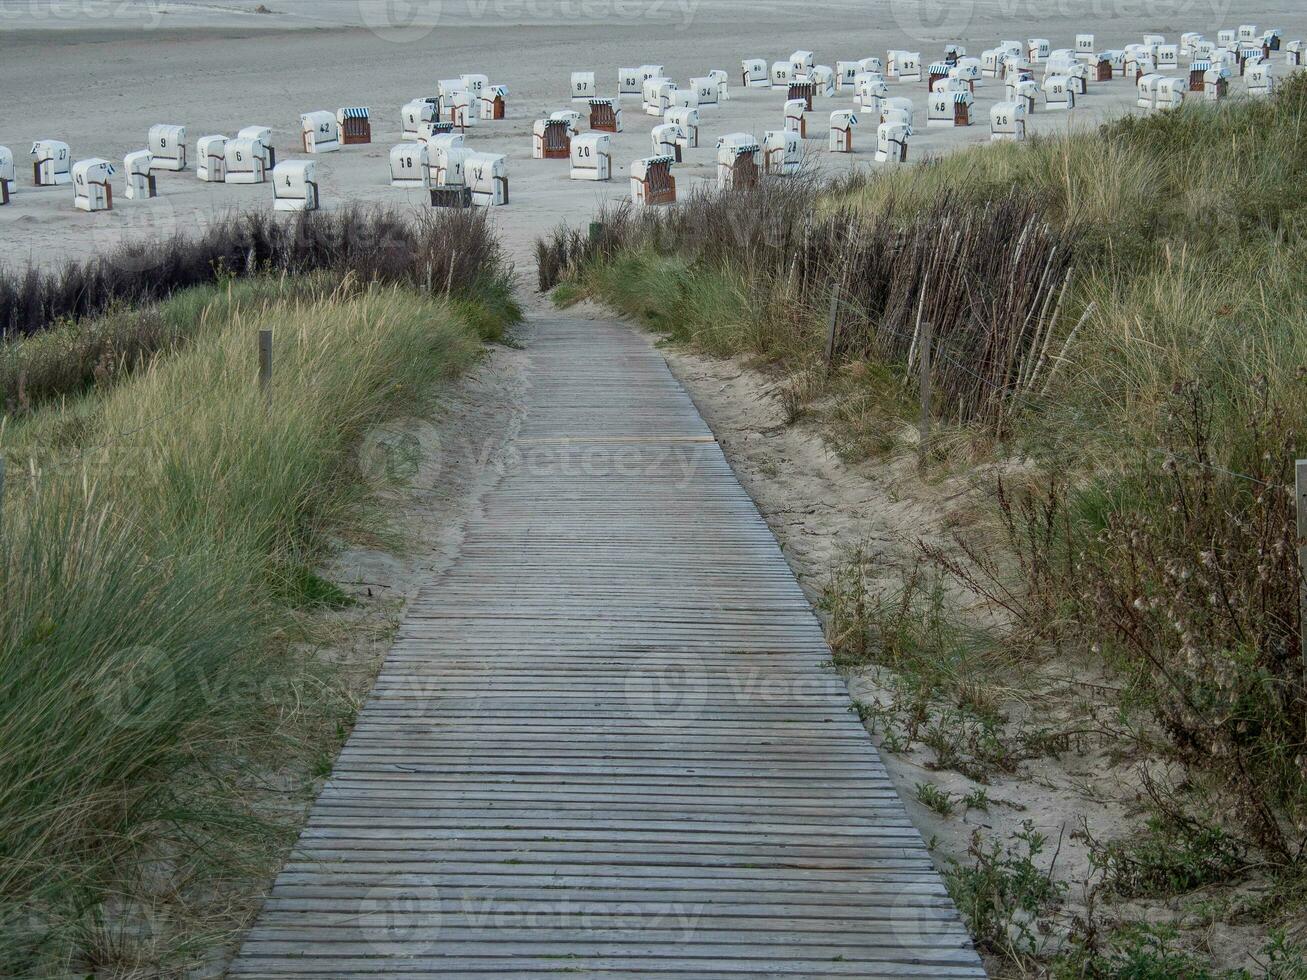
824;283;841;371
918;320;933;470
258;330;273;407
1297;459;1307;681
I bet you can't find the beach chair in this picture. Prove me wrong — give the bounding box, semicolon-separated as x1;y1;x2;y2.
72;158;115;212
123;150;157;199
148;124;187;171
630;155;676;207
273;160;318;211
300;111;340;153
569;133;611;181
715;133;759;189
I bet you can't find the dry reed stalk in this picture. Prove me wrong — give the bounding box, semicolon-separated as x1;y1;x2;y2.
552;187;1075;430
1040;301;1094;396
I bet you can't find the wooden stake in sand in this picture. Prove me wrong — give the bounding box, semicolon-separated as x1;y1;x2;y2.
258;329;273;407
1297;459;1307;684
918;320;933;470
824;282;840;370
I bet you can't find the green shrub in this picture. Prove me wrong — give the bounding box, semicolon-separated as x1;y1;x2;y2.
944;821;1065;962
1089;816;1248;899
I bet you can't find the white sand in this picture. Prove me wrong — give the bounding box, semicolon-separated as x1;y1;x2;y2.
2;0;1304;274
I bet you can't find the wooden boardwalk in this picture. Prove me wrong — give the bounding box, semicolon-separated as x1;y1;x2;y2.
229;317;984;978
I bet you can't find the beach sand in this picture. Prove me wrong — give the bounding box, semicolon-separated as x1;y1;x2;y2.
3;0;1304;274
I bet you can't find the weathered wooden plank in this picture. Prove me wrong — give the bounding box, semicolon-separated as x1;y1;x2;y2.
253;900;959;919
227;317;983;978
230;953;981;976
268;869;956;890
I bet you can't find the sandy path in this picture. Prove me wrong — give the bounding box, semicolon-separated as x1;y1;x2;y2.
3;0;1303;275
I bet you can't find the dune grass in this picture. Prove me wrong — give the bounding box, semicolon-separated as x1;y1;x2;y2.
0;205;516;342
828;82;1307;469
1;207;519;417
844;93;1307;866
552;77;1307;456
0;272;513;974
